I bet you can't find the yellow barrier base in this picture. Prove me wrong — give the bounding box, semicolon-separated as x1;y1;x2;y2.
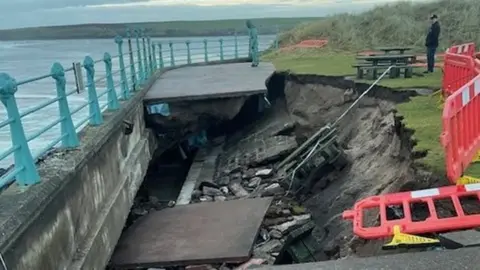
430;89;444;109
473;151;480;163
382;225;440;250
458;175;480;185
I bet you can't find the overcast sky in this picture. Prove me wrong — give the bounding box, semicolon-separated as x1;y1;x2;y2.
0;0;428;29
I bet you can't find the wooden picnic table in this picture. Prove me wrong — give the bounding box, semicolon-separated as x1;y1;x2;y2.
375;46;413;54
356;54;416;65
353;54;416;79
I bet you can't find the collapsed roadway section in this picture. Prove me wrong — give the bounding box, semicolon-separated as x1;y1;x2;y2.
114;61;480;270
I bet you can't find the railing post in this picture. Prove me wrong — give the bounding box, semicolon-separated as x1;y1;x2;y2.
234;33;239;59
126;29;137;91
135;29;144;84
203;39;208;62
51;63;80;148
169;42;175;67
275;25;279;49
248;28;252;58
115;36;130;96
83;56;103;125
186;41;191;64
219;38;224;61
147;36;153;74
103;52;121;107
0;73;40;186
158;43;164;69
152;43;157;70
251;28;259;67
141;30;149;79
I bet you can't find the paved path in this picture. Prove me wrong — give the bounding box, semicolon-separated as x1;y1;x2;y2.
258;246;479;270
144;62;275;103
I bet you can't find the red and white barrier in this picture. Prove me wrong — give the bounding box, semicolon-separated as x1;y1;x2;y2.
343;183;480;239
441;74;480;184
344;42;480;240
446;42;476;56
442;42;480;97
442;52;478;97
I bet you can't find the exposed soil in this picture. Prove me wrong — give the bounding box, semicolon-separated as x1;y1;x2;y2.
266;72;448;259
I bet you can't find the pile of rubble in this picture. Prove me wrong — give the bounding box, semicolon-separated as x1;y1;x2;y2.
191;168;284;203
184;165;322;270
172;102;334;269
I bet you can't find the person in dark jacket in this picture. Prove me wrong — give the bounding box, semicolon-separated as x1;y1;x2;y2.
425;14;441;73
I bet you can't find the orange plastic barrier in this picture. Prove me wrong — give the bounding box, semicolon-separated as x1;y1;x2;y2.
297;39;328;47
343;184;480;239
280;39;328;52
442;52;478;96
446;42;476;56
441;74;480;184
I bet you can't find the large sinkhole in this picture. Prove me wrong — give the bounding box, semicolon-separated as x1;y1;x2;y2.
107;72;448;269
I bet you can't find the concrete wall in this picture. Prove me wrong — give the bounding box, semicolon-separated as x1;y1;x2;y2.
0;79;158;269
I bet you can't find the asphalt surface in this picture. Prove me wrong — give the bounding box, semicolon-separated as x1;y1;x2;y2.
258;246;480;270
144;62;275;102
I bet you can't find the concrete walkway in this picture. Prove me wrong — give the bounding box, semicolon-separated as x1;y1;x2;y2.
144;62;275;103
258;246;479;270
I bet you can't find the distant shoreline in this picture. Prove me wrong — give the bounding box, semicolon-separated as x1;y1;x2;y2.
0;33;257;42
0;17;319;41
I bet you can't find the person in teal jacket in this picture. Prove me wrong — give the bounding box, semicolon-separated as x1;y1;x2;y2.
246;20;259;67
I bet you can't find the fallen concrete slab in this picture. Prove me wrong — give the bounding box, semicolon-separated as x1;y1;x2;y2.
111;197;273;268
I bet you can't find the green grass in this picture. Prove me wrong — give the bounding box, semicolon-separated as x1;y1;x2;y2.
396;96;444;173
263;49;442;89
397;96;480;176
264;49;355;75
263;49;476;177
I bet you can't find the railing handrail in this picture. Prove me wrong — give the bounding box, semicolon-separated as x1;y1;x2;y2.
0;23;277;189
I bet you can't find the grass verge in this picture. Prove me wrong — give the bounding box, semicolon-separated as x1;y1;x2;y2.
264;49;442;89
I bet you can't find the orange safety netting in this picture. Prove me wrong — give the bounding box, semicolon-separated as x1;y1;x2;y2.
279;39;328;51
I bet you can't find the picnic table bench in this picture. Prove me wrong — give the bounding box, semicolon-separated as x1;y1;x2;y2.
375;46;413;55
353;54;416;79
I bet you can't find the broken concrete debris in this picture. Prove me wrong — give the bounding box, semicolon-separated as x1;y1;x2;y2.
180;108;333;268
261;183;285;197
219;186;229;194
185;158;320;269
247;177;262;188
271;214;311;233
199;196;214;202
255;168;273;177
269;230;283;239
214;195;227;201
203;186;224;197
228;182;250;198
243;168;256;179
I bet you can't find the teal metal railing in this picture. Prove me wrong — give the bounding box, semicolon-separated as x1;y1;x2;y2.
0;25;276;189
